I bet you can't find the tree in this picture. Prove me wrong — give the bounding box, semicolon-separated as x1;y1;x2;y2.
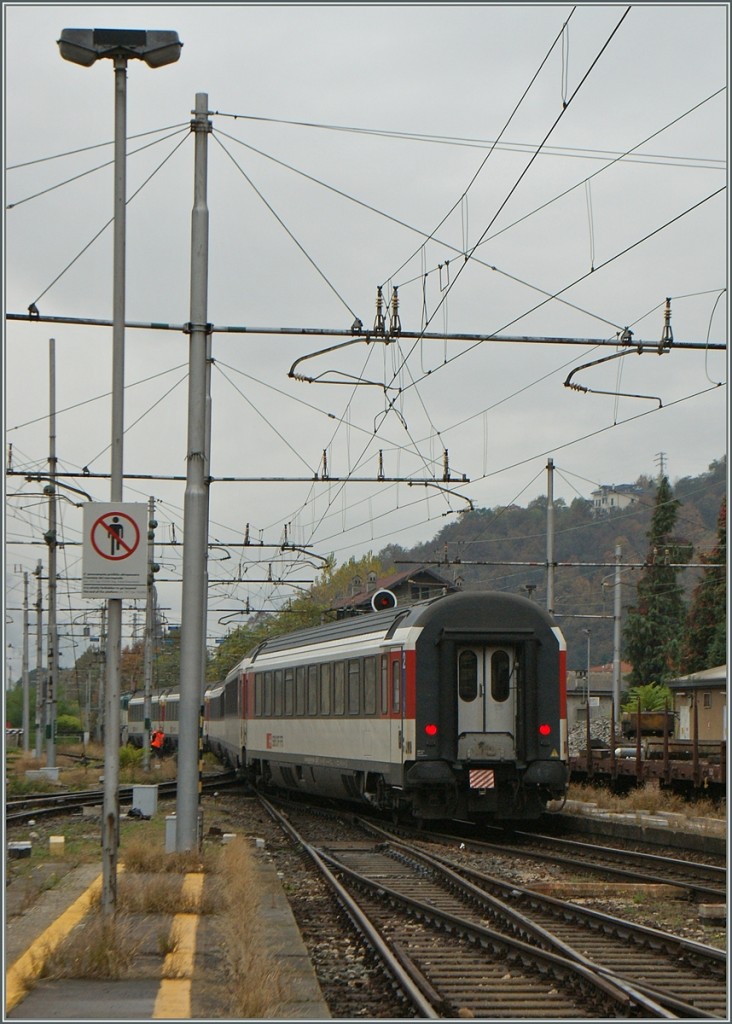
680;497;727;672
623;475;689;686
207;553;393;682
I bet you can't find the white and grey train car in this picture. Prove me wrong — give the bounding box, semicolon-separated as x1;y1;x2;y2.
205;590;569;823
126;690;180;750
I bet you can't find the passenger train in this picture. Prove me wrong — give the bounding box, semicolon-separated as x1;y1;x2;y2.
201;590;569;823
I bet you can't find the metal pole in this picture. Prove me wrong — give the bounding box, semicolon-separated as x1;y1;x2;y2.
546;458;555;616
101;53;128;916
46;338;57;769
612;544;622;722
177;93;211;851
97;603;106;743
585;629;591;706
21;573;30;752
33;560;43;759
143;496;156;772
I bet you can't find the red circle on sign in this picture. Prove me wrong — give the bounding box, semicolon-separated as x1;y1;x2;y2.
91;512;141;561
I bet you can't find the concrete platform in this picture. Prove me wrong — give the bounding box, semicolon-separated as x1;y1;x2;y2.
554;802;727;856
5;858;330;1020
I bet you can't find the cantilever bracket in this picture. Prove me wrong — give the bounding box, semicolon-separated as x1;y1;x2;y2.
564;347;663;408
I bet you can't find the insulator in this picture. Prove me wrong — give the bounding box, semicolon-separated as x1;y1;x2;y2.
374;286;386;335
659;297;673;353
389;286;402;336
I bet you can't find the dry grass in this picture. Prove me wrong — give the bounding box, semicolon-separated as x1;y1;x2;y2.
211;838;284;1018
5;743;179;795
40;912;144;980
567;781;726;819
121;838;214;875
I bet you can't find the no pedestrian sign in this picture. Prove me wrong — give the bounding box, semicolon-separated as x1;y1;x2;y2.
82;503;148;599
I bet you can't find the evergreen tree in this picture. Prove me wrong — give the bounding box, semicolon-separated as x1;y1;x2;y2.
623;475;688;686
680;498;727;672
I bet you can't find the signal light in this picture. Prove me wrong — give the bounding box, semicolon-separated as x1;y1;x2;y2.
371;589;398;611
425;723;438;737
539;723;551;736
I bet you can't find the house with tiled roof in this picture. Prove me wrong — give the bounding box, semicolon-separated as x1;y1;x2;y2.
332;566;459;618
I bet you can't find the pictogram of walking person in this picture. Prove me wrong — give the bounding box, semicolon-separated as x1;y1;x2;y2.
109;515;124;555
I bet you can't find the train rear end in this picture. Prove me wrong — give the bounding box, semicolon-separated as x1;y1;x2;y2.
405;592;568;823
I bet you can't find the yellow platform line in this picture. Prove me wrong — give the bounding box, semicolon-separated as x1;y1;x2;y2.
152;873;204;1020
5;874;103;1014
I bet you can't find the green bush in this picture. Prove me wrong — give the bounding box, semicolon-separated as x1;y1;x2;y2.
621;682;674;712
119;745;144;769
56;713;83;734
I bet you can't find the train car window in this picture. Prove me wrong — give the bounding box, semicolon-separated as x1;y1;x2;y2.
255;675;263;717
391;659;401;714
363;656;377;715
320;662;332;716
458;650;478;701
491;650;511;703
284;667;294;716
307;665;319;715
334;661;345;715
295;666;306;716
274;669;283;717
264;671;273;716
226;679;239;717
381;656;388;714
348;659;361;715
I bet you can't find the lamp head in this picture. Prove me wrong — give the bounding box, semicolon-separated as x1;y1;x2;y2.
58;28;182;68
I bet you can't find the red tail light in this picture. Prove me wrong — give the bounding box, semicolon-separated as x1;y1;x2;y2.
425;723;438;737
539;723;551;736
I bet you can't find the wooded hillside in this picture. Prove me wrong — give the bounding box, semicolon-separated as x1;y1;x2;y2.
378;457;726;672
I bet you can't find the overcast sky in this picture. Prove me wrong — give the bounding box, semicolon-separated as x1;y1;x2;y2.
3;3;728;674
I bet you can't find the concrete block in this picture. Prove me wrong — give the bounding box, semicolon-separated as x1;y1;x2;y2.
7;842;31;859
25;767;60;783
698;903;726;923
49;836;65;856
165;814;176;853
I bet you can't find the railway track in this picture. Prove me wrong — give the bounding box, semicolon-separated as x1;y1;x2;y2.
5;772;239;825
358;820;727;1018
260;797;726;1019
386;821;726;901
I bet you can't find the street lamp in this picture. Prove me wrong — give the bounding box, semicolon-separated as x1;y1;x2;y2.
58;26;181;918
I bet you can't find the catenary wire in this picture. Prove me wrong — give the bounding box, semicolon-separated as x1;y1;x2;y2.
6;127;190;210
212;133;360;323
27;132;190;309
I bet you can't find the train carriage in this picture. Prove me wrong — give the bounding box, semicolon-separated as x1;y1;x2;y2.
126;690;180;751
209;590;569;823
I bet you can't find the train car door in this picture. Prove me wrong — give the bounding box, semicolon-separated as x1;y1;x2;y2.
389;650;405;766
457;646;516;759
